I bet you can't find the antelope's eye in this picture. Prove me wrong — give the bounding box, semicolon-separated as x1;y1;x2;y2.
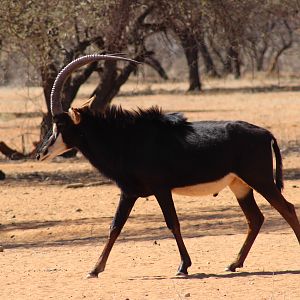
55;123;64;133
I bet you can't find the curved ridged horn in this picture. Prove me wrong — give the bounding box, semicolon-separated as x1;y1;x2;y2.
50;54;140;116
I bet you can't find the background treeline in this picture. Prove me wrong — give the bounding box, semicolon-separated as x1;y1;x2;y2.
0;0;299;111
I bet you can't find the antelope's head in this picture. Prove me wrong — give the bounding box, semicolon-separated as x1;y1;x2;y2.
36;107;82;161
36;54;139;161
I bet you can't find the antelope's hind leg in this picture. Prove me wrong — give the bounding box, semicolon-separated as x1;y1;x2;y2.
256;183;300;244
227;178;264;272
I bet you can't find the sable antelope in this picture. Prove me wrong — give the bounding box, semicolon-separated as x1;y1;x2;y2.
36;54;300;278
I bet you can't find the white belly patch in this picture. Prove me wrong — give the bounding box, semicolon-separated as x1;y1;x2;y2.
172;173;236;196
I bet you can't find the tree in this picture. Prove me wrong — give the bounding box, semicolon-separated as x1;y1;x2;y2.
243;1;299;73
89;2;168;111
205;0;300;76
156;1;203;91
204;0;260;78
0;0;165;141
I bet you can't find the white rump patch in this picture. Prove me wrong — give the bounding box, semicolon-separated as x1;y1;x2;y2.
172;173;250;198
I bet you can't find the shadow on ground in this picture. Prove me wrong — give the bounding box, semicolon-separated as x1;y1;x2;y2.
1;166;300;185
129;269;300;281
1;161;299;249
1;168;111;186
2;202;298;249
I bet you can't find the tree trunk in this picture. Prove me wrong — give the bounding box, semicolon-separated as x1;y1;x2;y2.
90;60;118;111
179;32;201;92
227;45;241;79
62;61;98;111
40;63;57;114
255;43;268;72
268;44;292;74
256;52;265;72
268;20;293;74
198;34;220;78
0;141;25;160
144;56;168;80
90;54;142;111
223;50;233;75
40;63;57;143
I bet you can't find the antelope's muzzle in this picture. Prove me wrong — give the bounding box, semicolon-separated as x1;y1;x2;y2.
36;125;69;161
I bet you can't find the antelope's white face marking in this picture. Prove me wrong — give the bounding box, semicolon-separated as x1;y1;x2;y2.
37;123;70;161
172;173;250;198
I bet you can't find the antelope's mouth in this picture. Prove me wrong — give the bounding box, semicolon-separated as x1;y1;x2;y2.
36;126;70;161
36;140;71;161
36;150;50;161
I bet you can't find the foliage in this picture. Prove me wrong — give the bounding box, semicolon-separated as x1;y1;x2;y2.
0;1;299;94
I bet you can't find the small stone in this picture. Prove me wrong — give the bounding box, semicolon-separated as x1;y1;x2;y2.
0;246;4;252
76;208;83;212
185;293;191;297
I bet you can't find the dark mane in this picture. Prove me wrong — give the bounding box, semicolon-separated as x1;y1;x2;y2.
86;105;191;130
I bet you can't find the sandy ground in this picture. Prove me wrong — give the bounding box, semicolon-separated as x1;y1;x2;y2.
0;81;300;299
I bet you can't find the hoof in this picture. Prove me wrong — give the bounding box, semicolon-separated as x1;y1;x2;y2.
225;266;235;272
176;271;188;277
225;263;241;272
86;272;98;279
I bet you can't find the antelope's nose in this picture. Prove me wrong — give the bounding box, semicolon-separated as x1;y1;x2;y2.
36;149;48;161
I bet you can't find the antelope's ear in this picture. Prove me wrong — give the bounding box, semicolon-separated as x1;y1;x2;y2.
68;108;81;125
80;96;96;109
88;95;97;110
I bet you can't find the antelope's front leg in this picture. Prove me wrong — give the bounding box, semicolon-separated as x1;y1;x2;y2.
155;190;192;275
87;193;137;278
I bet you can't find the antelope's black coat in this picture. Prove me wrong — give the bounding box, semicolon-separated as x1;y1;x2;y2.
54;105;282;198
